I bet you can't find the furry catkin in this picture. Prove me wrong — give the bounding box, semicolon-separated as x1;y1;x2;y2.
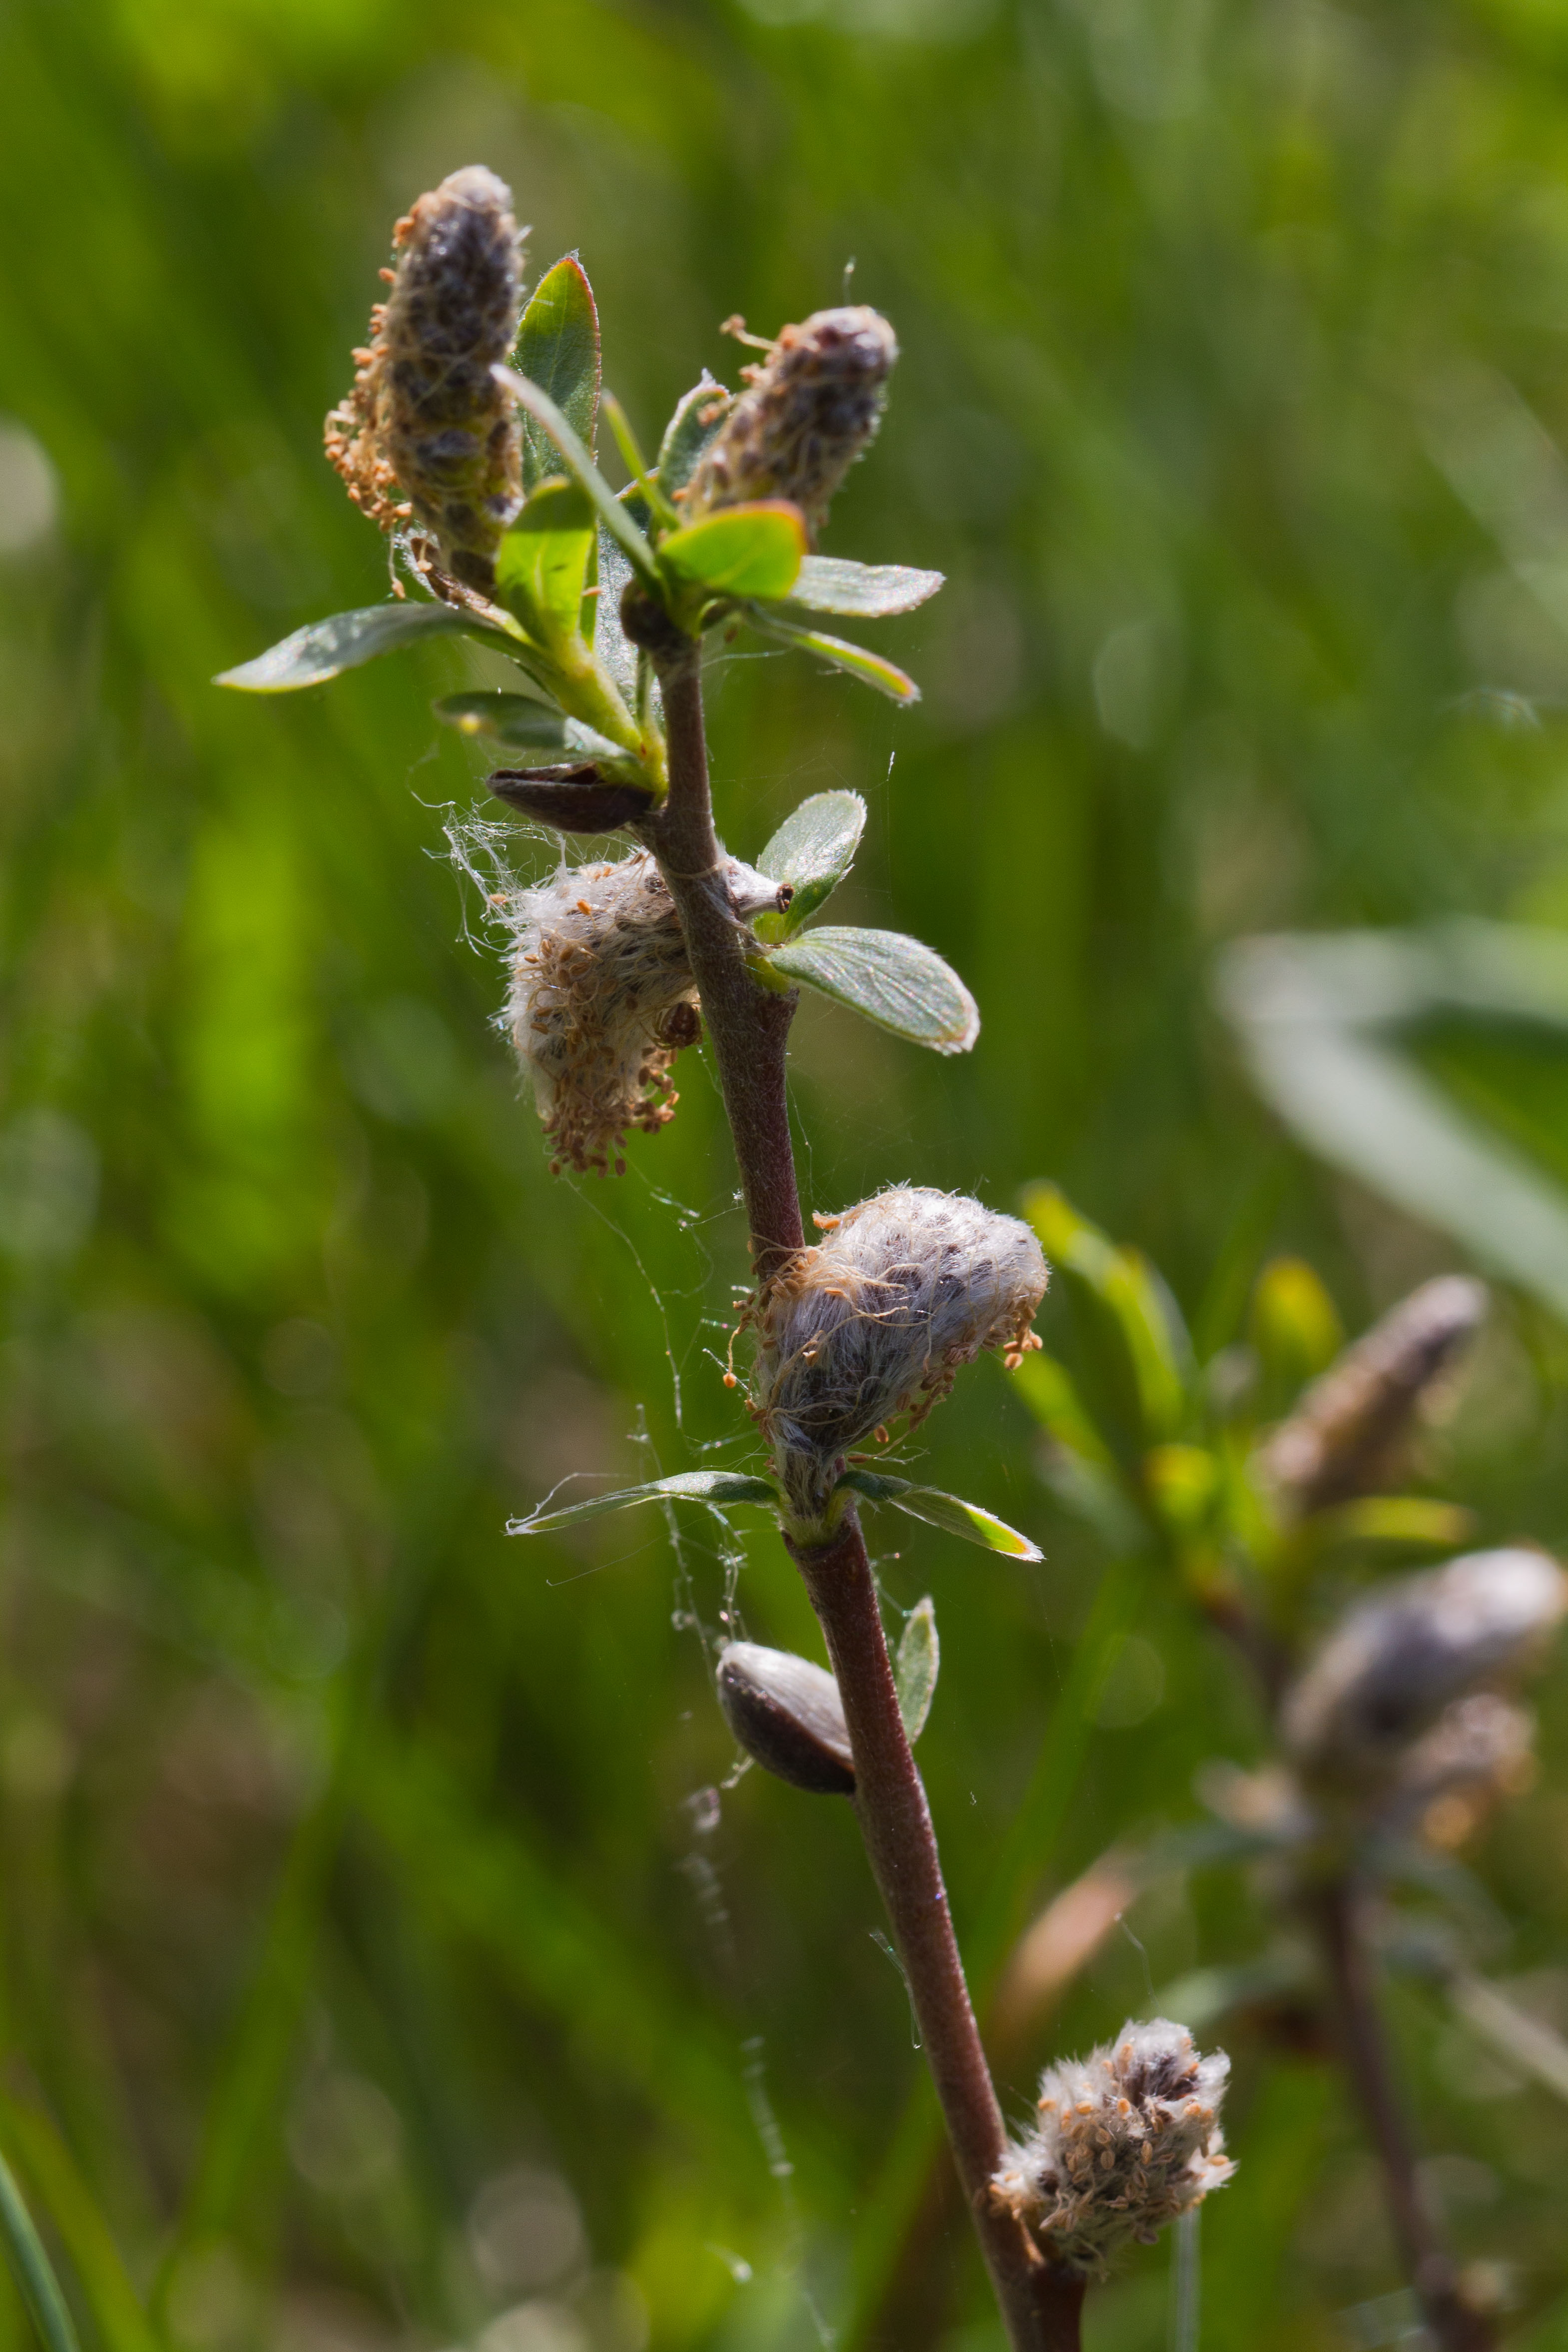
750;1186;1047;1523
1386;1692;1536;1846
325;167;524;592
991;2020;1234;2279
1282;1546;1567;1783
1261;1274;1487;1517
505;849;784;1176
684;308;897;540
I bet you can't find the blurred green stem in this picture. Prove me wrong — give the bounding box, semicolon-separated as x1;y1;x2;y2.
642;633;1076;2350
1313;1876;1494;2352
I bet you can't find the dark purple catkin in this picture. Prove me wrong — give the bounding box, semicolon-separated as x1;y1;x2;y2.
683;307;897;541
325;167;524;592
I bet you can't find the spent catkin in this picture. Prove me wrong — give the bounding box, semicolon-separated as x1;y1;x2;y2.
991;2019;1234;2279
504;849;785;1176
749;1186;1047;1523
684;307;897;540
325;166;524;592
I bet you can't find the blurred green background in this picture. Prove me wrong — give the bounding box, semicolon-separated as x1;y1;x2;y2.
7;0;1568;2348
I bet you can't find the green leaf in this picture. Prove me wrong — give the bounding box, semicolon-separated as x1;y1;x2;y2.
0;2149;83;2352
1216;924;1568;1322
495;365;660;589
1021;1184;1190;1442
434;692;570;751
0;2096;160;2352
767;926;979;1054
509;1470;780;1534
657;376;733;495
788;557;945;617
214;601;518;692
837;1470;1042;1560
744;604;921;703
754;791;866;942
658;503;807;600
894;1598;940;1742
496;478;596;644
517;256;600;493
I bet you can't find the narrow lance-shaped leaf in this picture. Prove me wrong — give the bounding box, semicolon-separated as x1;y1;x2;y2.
768;926;980;1054
496;478;596;645
434;693;570;751
894;1598;940;1742
658;503;807;601
495;365;660;588
1022;1183;1189;1442
657;375;733;496
787;556;945;617
753;790;866;942
744;604;921;704
509;1470;780;1535
836;1470;1043;1561
517;255;600;493
215;601;523;692
0;2149;82;2352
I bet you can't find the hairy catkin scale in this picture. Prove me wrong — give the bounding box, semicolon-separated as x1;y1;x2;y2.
504;850;786;1176
1261;1274;1487;1518
684;307;897;541
991;2020;1234;2279
325;167;524;593
1282;1546;1567;1785
749;1187;1047;1524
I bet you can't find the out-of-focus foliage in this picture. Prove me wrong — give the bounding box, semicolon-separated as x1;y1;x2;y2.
7;3;1568;2351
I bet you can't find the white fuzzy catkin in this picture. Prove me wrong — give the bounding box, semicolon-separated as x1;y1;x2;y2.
504;848;783;1176
1282;1546;1567;1782
749;1186;1047;1520
991;2019;1234;2278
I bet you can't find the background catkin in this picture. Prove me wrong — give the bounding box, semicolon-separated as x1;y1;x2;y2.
325;166;524;592
749;1186;1047;1521
683;307;897;540
991;2019;1234;2278
1282;1545;1568;1783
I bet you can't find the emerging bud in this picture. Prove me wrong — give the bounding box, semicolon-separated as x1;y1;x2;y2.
749;1187;1047;1523
684;307;897;541
715;1642;855;1795
325;166;524;593
488;766;657;834
992;2019;1234;2278
1260;1274;1487;1519
503;850;786;1176
1282;1547;1567;1784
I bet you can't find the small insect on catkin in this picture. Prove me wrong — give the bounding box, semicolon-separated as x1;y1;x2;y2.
504;849;786;1176
991;2020;1234;2279
325;166;524;593
683;308;897;541
715;1642;856;1796
1282;1546;1568;1785
1261;1273;1487;1518
750;1187;1047;1525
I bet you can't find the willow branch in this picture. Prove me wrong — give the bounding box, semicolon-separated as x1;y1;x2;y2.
1313;1877;1494;2352
639;631;1075;2351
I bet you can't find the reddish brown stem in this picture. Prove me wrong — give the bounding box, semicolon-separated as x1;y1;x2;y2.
640;651;803;1278
1313;1878;1494;2352
792;1518;1080;2352
642;641;1077;2351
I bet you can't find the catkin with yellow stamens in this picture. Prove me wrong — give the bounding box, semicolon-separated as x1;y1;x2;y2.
325;166;524;593
684;307;897;541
